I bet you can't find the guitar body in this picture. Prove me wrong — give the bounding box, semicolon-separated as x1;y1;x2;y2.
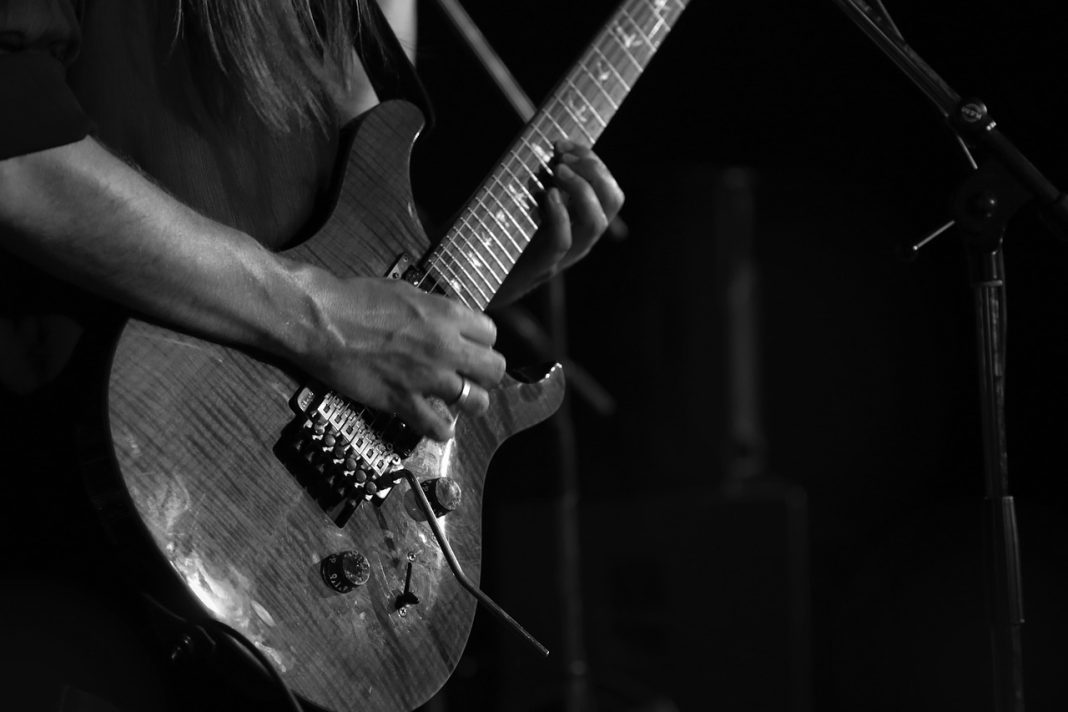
94;101;564;712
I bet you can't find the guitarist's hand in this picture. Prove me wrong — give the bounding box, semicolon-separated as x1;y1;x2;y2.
297;273;506;441
491;140;624;306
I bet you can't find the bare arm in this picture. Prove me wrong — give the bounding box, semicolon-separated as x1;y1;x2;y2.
0;137;505;439
375;0;418;63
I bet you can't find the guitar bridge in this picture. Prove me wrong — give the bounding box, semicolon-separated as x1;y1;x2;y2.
276;385;421;527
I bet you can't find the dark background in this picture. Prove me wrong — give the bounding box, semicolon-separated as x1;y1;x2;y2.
407;1;1068;710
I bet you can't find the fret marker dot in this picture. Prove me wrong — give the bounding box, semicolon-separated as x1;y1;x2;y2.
533;144;552;165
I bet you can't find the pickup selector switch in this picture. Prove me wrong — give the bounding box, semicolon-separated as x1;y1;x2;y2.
320;551;371;593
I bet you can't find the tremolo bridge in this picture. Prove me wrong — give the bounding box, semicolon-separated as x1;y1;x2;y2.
276;386;422;527
275;253;430;527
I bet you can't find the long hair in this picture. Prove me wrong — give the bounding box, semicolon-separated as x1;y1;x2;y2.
176;0;374;131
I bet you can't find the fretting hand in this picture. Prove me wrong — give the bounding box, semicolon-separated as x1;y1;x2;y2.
492;140;624;306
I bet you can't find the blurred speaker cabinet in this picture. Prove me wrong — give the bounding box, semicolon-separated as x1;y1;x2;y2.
582;482;810;712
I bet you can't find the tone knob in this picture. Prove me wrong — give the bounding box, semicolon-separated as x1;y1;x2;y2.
422;477;462;517
320;551;371;593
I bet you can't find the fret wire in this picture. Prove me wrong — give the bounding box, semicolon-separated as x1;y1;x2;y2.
553;99;596;143
539;112;571;143
522;128;556;170
510;148;546;191
428;0;694;315
434;248;488;304
464;206;506;256
642;0;682;34
444;257;487;309
478;193;523;249
605;27;643;73
647;0;671;38
619;6;655;50
458;211;516;269
470;201;523;255
631;3;665;56
454;215;509;280
475;198;525;255
500;158;539;202
436;243;487;301
499;162;541;223
661;0;689;19
458;214;511;277
565;76;608;130
643;0;684;49
450;225;505;286
594;46;638;106
446;214;504;277
591;44;631;93
443;235;496;295
440;244;493;303
416;273;442;302
488;180;537;235
428;262;476;308
579;60;620;111
471;233;509;287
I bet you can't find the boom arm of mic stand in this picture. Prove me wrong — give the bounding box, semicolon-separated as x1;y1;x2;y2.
831;0;1068;240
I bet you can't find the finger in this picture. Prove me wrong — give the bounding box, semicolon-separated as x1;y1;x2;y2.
538;186;573;258
558;151;625;222
452;338;507;389
402;395;455;442
456;382;490;416
445;298;497;346
555;163;608;258
432;371;490;417
509;187;572;277
448;373;491;417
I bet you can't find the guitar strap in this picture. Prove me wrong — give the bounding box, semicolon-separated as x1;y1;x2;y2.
356;1;436;129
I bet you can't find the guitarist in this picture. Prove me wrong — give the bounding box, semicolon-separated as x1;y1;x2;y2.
0;0;624;709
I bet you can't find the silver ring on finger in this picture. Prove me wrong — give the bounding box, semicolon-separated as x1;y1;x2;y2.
447;376;473;408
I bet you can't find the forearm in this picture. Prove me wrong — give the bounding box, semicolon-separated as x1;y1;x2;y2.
0;136;317;360
375;0;417;63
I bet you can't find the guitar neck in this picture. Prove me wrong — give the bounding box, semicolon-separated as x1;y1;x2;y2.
424;0;691;309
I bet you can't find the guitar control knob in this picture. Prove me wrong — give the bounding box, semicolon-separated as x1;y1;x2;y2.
320;551;371;593
422;477;462;517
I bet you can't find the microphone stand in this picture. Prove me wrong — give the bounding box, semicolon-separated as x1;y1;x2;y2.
832;2;1068;710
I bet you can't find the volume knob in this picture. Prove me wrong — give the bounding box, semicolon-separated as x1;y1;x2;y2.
320;551;371;593
422;477;463;517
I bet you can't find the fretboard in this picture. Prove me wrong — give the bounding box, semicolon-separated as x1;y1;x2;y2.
424;0;691;309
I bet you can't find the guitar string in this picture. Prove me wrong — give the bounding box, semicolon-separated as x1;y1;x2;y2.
423;0;687;308
457;214;509;281
447;226;503;296
375;0;690;446
420;0;688;308
320;0;692;479
446;219;502;290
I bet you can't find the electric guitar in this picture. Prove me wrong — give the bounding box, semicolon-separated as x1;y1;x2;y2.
88;1;691;710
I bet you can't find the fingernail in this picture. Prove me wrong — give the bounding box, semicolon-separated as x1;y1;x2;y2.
548;187;564;205
556;139;575;152
556;163;575;178
560;152;579;164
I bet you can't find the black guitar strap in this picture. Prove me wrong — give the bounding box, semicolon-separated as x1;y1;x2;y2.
355;1;435;129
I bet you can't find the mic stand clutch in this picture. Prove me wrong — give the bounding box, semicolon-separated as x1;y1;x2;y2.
832;2;1068;709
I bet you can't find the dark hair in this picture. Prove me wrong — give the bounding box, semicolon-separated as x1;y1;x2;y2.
177;0;373;131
